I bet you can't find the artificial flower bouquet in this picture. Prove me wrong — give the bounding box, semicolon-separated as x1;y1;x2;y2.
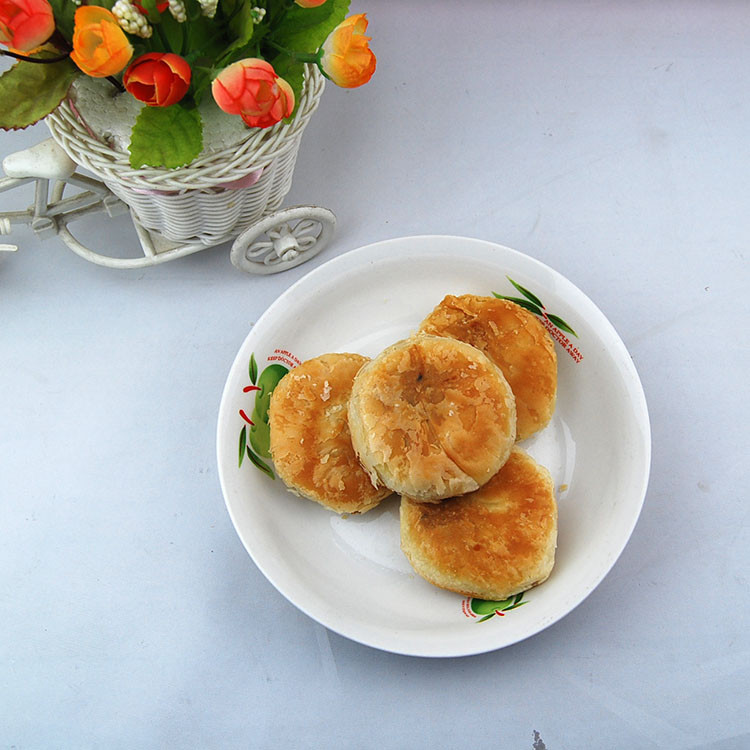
0;0;375;168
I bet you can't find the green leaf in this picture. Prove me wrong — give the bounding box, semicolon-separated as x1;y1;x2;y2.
128;103;203;168
140;0;163;23
477;613;496;623
506;276;544;309
186;14;227;65
227;0;256;53
0;58;80;131
246;445;275;480
238;426;247;467
161;12;186;53
47;0;77;40
273;0;350;54
492;293;543;317
546;313;578;338
190;67;214;107
211;0;258;65
218;0;243;23
249;353;258;384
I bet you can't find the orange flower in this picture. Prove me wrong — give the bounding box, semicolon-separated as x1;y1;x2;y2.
0;0;55;52
318;13;376;89
124;52;191;107
295;0;327;7
70;6;133;78
212;58;294;129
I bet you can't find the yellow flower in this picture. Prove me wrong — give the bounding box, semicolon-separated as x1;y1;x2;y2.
318;13;376;89
70;6;133;78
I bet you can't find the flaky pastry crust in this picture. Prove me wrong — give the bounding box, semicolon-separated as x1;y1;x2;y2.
269;352;392;514
400;447;558;600
347;334;517;502
420;294;557;441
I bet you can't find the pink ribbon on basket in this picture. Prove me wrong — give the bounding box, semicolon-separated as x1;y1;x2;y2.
217;169;265;190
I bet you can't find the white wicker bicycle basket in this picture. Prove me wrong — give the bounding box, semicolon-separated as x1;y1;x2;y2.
45;64;325;245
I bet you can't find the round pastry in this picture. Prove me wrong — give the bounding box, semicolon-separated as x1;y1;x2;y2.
419;294;557;441
268;352;392;514
400;447;557;600
347;334;517;502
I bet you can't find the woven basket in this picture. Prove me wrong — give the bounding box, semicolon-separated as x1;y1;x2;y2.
45;65;325;245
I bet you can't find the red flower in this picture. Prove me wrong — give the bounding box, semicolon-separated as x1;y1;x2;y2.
124;52;191;108
212;58;294;129
0;0;55;52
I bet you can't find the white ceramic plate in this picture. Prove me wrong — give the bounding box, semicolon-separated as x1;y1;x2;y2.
216;236;650;657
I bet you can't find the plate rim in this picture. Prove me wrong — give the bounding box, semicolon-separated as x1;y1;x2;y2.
216;234;652;657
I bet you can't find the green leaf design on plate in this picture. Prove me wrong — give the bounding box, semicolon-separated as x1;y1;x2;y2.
246;445;275;480
249;353;258;385
507;277;544;309
546;313;578;338
492;293;543;317
249;363;289;458
238;425;247;467
471;592;527;620
470;596;516;615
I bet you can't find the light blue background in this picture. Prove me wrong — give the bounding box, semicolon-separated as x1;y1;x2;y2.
2;2;748;748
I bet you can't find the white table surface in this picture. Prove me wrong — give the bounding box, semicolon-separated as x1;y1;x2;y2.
2;2;749;748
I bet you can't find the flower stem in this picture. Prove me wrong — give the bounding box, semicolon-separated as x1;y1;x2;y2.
0;49;70;64
265;40;319;64
106;75;126;93
180;17;188;56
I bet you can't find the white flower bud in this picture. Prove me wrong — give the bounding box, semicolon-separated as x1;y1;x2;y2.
112;0;153;38
167;0;187;23
197;0;218;19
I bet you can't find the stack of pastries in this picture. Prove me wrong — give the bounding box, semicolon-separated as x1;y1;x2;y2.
267;294;559;601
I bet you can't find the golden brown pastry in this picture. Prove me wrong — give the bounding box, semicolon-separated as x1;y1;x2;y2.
268;352;392;514
347;334;517;502
400;447;557;600
419;294;557;441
